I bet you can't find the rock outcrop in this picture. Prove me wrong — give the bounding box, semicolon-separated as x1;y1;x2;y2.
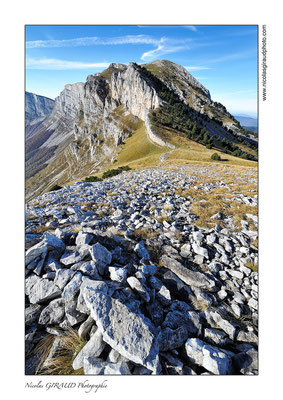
25;166;258;375
25;92;55;125
25;92;55;138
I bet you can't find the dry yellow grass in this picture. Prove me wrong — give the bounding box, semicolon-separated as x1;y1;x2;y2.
71;226;82;234
132;227;159;240
172;166;257;230
112;123;169;168
34;328;86;375
31;225;51;234
155;214;169;223
245;260;258;272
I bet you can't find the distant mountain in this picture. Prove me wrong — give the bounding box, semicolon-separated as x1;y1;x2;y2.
25;92;55;138
25;60;257;200
234;115;257;128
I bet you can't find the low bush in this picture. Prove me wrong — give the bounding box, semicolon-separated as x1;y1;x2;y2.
84;176;102;182
102;166;131;179
49;184;62;192
211;153;221;161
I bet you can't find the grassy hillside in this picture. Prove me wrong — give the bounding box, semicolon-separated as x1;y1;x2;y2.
112;123;257;170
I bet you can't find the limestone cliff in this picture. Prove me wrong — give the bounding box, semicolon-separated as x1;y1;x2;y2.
25;92;55;138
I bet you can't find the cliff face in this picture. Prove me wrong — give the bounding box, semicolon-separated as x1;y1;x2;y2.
25;92;55;139
110;63;162;120
25;92;55;124
26;62;164;199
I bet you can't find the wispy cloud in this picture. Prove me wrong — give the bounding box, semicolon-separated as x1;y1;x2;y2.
183;26;197;32
185;66;211;71
141;43;189;61
26;58;110;70
26;35;160;49
207;49;257;64
26;34;194;62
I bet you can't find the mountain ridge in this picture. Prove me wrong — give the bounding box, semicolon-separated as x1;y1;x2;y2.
25;60;257;200
25;92;55;139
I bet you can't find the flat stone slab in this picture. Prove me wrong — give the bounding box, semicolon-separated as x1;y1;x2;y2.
161;255;216;290
25;274;61;304
83;288;161;373
62;272;82;301
204;310;237;340
185;338;234;375
83;357;131;375
77;278;108;314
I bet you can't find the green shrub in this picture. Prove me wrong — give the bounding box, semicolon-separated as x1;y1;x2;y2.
211;153;221;161
84;176;102;182
49;184;62;192
102;165;131;180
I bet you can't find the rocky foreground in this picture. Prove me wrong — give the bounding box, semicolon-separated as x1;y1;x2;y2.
25;166;258;375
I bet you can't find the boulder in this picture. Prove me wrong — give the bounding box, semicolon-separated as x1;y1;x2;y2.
73;329;106;370
192;243;209;259
78;315;95;339
159;326;188;351
83;357;131;375
109;266;127;282
83;288;161;373
75;231;94;247
127;276;151;303
65;299;86;326
54;268;75;290
90;243;112;275
160;270;194;303
26;274;61;304
25;304;42;326
233;348;258;374
134;241;150;260
62;272;82;301
77;278;108;314
204;310;237;340
60;249;85;266
38;298;65;325
161;256;215;290
185;338;234;374
25;242;48;267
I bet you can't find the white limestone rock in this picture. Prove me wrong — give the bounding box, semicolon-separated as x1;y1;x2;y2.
83;288;161;373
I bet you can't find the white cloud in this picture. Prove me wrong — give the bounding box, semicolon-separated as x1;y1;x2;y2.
185;66;211;71
141;43;189;61
183;26;197;32
26;35;160;49
26;58;110;70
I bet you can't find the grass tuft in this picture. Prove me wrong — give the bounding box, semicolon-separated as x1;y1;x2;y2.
34;327;86;375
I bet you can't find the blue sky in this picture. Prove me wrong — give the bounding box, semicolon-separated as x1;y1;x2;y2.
25;25;258;117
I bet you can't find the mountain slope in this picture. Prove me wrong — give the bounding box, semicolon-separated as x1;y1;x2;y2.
234;115;257;128
25;61;257;200
25;92;55;139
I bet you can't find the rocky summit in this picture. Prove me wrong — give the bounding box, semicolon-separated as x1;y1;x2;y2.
25;165;258;375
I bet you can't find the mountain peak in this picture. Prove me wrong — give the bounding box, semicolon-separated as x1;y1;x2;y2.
143;59;211;100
